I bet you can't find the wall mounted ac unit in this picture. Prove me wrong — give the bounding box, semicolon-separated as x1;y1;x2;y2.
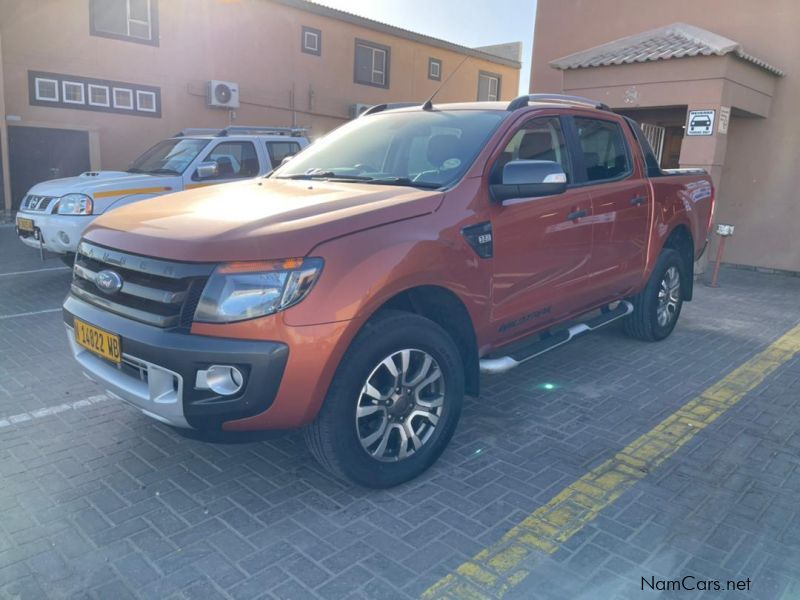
349;103;371;119
207;80;240;108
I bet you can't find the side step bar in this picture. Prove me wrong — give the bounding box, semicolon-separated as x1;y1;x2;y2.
479;301;633;375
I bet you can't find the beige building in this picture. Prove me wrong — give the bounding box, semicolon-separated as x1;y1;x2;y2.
0;0;521;212
532;0;799;273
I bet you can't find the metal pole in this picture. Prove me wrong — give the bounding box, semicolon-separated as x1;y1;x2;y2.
709;235;727;288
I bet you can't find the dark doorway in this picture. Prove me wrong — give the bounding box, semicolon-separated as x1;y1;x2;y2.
660;126;683;169
8;126;91;210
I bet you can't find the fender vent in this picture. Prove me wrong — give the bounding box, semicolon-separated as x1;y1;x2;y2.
462;222;493;258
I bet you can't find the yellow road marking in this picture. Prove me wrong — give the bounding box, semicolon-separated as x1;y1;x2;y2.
423;323;800;599
93;186;173;199
185;182;215;190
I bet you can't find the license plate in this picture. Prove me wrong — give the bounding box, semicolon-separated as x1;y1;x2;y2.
74;318;122;364
17;217;34;232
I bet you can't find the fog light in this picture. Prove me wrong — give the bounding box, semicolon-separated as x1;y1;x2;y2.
195;365;244;396
58;231;70;245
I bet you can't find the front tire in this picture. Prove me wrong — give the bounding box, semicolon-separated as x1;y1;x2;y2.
304;310;464;488
623;248;685;341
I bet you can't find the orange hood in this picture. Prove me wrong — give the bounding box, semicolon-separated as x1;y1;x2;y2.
83;178;443;261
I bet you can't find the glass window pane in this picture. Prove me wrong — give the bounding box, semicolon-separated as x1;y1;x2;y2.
206;142;259;178
574;117;630;182
128;20;150;39
93;0;127;35
128;0;150;22
495;117;571;183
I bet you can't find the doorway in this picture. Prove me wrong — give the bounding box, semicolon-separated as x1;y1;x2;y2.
8;125;91;210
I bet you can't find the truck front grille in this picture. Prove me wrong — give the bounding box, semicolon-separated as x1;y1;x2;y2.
23;195;57;212
71;241;215;328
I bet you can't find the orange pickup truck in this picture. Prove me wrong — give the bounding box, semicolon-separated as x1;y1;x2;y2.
63;95;714;487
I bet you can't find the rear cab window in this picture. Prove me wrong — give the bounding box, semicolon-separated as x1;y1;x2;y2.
573;117;631;183
266;141;302;169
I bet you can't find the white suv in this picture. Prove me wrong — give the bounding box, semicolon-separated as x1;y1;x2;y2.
15;126;309;263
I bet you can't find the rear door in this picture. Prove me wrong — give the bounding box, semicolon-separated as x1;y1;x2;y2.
568;114;650;301
489;114;594;341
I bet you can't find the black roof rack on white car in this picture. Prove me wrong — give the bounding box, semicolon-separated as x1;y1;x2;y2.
506;94;611;112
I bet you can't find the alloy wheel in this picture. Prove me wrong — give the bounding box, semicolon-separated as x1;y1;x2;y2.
355;348;445;462
656;266;681;327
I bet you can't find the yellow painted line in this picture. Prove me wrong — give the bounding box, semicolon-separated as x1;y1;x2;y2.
423;323;800;600
185;182;215;190
93;186;173;199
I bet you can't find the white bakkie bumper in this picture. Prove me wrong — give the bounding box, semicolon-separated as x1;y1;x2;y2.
16;213;95;255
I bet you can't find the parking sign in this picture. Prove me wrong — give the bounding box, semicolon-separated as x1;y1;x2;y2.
687;110;715;136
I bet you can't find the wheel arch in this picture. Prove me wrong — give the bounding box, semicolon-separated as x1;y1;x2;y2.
376;285;480;397
662;224;695;301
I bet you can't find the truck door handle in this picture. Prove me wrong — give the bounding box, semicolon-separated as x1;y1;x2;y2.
566;209;588;221
630;196;647;206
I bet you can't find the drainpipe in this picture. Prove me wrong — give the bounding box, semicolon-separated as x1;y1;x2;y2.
0;32;12;218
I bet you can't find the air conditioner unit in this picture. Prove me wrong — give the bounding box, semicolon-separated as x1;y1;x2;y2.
207;80;240;108
349;103;371;119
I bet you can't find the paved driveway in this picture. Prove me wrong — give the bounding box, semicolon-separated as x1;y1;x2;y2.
1;224;799;600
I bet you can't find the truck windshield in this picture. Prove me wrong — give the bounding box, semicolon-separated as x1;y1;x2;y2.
127;139;209;175
272;110;506;189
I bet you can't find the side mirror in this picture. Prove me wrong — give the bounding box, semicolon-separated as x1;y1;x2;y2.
490;160;567;203
195;161;219;179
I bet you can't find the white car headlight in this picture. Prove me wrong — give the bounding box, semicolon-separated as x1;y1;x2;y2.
57;193;93;215
194;258;324;323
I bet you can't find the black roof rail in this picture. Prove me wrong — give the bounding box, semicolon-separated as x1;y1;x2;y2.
507;94;611;112
360;102;419;117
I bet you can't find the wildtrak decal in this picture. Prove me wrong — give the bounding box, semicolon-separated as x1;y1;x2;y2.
499;306;552;333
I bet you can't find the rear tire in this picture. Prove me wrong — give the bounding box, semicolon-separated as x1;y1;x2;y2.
623;248;685;341
305;310;464;488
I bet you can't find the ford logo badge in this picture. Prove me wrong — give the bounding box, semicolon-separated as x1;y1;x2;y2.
95;269;123;294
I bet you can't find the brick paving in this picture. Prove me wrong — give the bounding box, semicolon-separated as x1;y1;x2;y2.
1;226;799;599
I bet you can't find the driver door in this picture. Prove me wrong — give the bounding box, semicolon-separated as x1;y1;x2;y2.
489;115;594;342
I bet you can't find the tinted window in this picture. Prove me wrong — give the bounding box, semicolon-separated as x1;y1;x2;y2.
574;117;630;182
202;141;259;179
493;117;571;183
478;72;500;101
266;141;302;169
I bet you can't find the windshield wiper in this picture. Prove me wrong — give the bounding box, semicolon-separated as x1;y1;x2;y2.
276;171;374;181
362;177;442;189
143;168;181;175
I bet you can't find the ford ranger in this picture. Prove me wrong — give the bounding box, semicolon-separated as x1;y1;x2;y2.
62;95;714;488
16;126;308;263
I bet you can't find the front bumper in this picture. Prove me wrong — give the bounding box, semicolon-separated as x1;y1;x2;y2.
63;295;289;430
16;213;93;254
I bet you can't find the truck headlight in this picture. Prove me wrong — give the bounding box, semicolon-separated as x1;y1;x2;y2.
57;194;93;215
194;258;323;323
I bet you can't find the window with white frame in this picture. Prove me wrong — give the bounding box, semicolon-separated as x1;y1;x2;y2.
355;40;389;88
302;26;321;56
62;81;85;104
478;72;500;101
429;58;442;81
35;78;59;102
90;0;157;44
136;90;157;112
29;71;160;117
113;88;134;110
88;84;110;107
